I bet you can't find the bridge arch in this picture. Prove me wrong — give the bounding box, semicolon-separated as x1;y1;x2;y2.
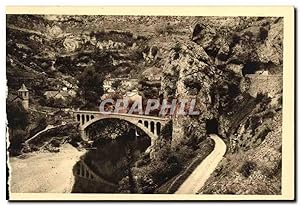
79;114;156;144
90;118;154;141
73;111;170;147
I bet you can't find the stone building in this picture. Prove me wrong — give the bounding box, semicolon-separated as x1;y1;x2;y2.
8;84;29;110
103;78;139;93
17;84;29;110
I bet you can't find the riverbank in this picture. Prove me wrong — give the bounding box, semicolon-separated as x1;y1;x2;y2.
9;143;85;193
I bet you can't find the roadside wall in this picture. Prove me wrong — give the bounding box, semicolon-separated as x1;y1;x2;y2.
245;74;283;97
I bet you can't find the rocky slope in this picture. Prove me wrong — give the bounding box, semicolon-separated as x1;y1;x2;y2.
161;17;283;194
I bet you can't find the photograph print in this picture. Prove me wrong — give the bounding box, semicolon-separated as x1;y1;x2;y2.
6;6;295;201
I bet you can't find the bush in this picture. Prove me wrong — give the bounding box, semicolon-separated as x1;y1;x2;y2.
47;97;67;108
256;92;271;105
160;121;172;141
155;24;176;35
9;129;26;156
50;139;61;147
68;133;83;147
239;161;257;177
29;115;47;137
130;175;157;194
29;144;40;152
174;145;194;163
38;96;47;106
261;159;281;178
135;158;149;168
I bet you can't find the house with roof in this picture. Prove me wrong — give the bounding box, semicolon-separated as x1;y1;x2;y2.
103;77;139;93
7;84;29;110
43;88;76;101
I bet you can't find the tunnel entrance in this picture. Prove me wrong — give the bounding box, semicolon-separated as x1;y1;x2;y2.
242;61;259;76
205;118;219;134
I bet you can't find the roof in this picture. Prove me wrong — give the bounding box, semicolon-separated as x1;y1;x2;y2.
142;67;162;80
18;84;28;92
44;90;71;99
7;94;23;103
44;91;60;98
124;91;141;98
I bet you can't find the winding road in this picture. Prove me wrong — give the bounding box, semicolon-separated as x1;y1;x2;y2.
175;134;226;194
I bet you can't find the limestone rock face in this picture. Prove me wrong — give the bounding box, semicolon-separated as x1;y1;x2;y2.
257;18;283;65
158;17;283;150
173;17;283;195
160;38;242;148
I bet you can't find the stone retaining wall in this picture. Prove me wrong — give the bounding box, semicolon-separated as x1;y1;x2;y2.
245;74;282;97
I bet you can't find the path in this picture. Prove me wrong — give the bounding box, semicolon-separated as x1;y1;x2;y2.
25;123;67;144
175;134;226;194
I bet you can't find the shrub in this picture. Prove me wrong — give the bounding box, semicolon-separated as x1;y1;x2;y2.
160;121;172;141
136;175;157;194
51;139;61;147
155;24;176;35
68;133;83;147
277;95;282;106
9;129;26;156
239;161;257;177
29;115;47;137
136;159;148;167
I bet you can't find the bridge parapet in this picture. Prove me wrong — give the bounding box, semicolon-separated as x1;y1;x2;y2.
73;110;169;122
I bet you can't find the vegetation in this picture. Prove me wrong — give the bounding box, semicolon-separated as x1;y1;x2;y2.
77;67;104;109
7;101;29;131
7;101;29;156
158;138;214;193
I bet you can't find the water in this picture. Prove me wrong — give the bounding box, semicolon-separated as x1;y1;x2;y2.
71;129;150;193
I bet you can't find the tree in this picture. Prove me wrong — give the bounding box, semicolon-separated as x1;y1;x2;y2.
47;97;66;108
7;101;29;131
77;67;104;108
7;101;29;155
111;79;122;91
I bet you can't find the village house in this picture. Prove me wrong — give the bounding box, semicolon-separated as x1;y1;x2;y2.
103;77;139;93
123;89;142;105
7;84;29;110
43;87;76;101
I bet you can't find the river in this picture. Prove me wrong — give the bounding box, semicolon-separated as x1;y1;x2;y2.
9;127;150;193
71;128;150;193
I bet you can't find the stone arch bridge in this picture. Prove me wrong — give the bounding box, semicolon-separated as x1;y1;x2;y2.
73;110;170;145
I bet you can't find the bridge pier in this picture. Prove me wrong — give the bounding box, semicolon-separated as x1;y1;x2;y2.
80;129;88;141
153;123;157;136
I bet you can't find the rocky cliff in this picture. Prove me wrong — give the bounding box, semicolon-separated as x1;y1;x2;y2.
156;16;283;194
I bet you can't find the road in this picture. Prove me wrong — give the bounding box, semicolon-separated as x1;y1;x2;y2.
175;134;226;194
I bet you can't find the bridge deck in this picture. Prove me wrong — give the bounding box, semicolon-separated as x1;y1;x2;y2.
73;110;170;121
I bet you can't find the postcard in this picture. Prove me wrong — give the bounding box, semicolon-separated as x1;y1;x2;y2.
6;6;294;201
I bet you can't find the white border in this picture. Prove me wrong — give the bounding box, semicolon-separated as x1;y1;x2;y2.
1;0;298;205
